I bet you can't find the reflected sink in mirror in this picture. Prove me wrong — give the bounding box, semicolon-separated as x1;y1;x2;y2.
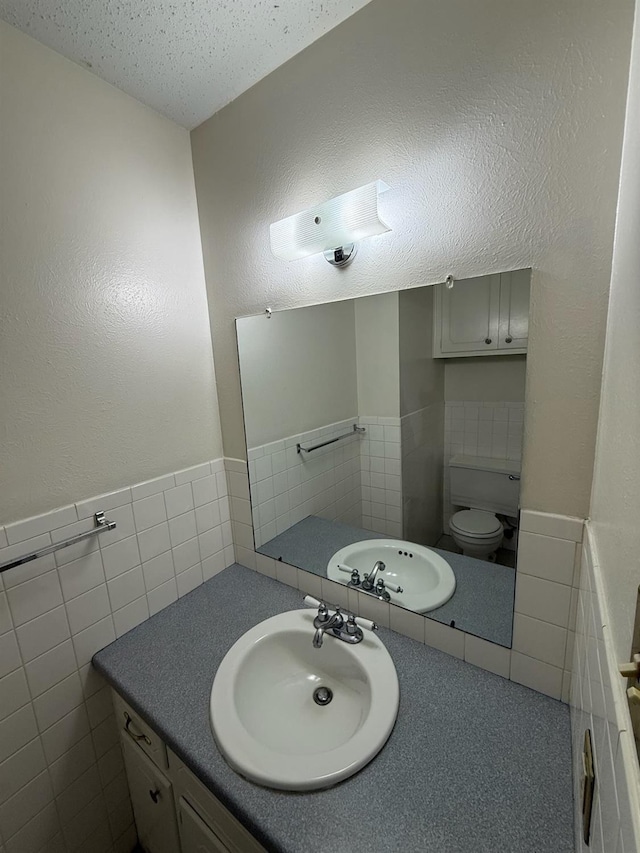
210;608;399;791
327;538;456;613
258;516;515;646
235;269;529;649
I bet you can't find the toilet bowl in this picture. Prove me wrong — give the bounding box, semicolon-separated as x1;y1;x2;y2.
447;454;520;560
449;509;504;560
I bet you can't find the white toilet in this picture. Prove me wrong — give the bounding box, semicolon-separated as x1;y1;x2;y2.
448;454;520;560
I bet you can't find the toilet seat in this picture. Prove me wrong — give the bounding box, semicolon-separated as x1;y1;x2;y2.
450;510;502;538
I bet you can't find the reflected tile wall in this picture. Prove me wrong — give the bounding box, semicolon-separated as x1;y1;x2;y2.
359;416;403;538
248;418;362;548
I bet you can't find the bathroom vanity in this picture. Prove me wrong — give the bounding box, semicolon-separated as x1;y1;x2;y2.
114;691;264;853
93;565;573;853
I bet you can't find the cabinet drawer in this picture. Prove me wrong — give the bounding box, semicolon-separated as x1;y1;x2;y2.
112;690;168;770
168;748;266;853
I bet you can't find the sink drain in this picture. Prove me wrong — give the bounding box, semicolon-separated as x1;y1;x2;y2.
313;686;333;706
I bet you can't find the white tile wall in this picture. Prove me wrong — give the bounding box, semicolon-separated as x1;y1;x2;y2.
509;509;582;700
443;401;524;532
359;416;403;537
224;459;255;572
0;460;234;853
571;524;640;853
248;418;363;547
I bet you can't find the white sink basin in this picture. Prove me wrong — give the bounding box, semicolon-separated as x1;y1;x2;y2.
210;608;399;791
327;539;456;613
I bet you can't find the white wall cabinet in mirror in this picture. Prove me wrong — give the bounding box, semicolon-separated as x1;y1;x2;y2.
498;269;531;351
236;270;531;651
433;269;530;357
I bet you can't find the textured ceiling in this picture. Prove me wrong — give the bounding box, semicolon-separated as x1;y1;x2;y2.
0;0;372;128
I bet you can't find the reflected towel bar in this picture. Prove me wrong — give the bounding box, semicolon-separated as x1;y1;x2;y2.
297;425;366;454
0;512;116;573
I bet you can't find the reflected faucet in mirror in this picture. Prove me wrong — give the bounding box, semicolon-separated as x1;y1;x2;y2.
361;560;386;592
337;561;405;601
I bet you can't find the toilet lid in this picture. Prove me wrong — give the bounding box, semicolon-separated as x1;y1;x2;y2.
451;510;502;536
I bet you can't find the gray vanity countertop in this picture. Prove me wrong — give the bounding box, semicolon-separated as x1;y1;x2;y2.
93;565;573;853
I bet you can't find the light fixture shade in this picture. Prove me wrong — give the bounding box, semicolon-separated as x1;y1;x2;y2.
270;181;390;261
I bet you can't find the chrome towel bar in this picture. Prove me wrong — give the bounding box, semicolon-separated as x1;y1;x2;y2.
297;424;366;454
0;511;116;573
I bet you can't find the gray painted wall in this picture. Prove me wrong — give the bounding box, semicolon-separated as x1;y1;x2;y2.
192;0;632;518
0;23;222;522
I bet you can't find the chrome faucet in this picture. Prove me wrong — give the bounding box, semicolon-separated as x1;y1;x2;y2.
311;601;377;648
361;560;386;592
312;603;344;648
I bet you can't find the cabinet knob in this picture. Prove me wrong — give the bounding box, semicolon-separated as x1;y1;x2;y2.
484;338;492;345
505;336;513;344
149;788;160;803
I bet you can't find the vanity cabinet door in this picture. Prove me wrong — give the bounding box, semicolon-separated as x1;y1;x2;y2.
498;268;530;350
168;748;266;853
121;734;181;853
178;797;230;853
434;274;500;356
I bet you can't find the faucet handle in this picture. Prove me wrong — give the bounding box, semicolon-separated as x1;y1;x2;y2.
303;596;330;622
381;579;403;594
345;613;361;636
317;601;330;623
337;564;361;586
354;615;378;632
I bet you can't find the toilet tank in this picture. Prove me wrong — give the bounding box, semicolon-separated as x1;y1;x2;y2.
449;454;520;516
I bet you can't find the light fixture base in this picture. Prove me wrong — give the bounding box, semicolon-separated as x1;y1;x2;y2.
323;244;357;268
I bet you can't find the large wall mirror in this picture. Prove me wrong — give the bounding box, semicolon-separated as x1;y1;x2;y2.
236;269;530;648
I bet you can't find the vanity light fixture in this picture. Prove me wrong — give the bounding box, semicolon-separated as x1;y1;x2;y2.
269;181;391;268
